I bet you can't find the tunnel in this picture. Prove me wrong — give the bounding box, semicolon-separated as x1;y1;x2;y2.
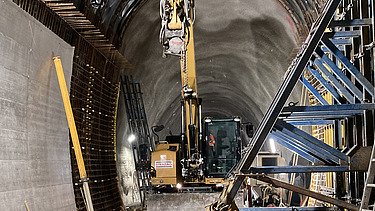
1;0;375;210
115;0;324;132
111;1;322;208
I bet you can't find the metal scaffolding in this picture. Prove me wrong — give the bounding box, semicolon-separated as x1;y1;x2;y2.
211;0;375;210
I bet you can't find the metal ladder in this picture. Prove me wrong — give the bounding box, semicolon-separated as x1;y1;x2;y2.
120;75;152;208
360;144;375;210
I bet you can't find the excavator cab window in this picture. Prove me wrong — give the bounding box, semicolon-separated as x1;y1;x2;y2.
204;119;241;178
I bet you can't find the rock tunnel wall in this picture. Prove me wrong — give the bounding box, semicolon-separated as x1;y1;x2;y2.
118;0;308;209
116;91;142;207
0;1;76;210
63;0;327;139
120;0;301;139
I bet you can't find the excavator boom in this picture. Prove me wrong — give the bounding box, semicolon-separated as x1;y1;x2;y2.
159;0;203;182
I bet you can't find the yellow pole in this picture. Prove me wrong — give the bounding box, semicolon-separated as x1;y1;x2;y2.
53;56;94;211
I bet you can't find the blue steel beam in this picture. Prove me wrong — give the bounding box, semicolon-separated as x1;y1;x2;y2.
247;165;349;174
286;120;335;126
307;65;342;103
275;120;348;162
322;46;345;52
315;47;364;101
279;103;375;120
282;103;375;113
280;104;374;120
332;30;361;38
300;76;329;105
272;130;341;164
313;58;355;103
282;113;358;120
270;132;321;163
329;18;373;27
273;129;340;164
331;38;352;45
321;35;375;98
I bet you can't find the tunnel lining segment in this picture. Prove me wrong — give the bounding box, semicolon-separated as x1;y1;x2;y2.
0;1;76;210
12;0;126;210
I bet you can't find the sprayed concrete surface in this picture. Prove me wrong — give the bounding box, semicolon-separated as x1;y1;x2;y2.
121;0;300;139
118;0;301;208
0;1;75;210
116;91;142;207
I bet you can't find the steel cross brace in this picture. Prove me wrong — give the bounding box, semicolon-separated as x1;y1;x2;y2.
246;165;349;174
276;120;348;162
307;65;343;104
246;175;359;211
299;76;329;105
209;1;343;210
272;124;345;165
321;35;375;98
313;56;357;103
269;132;320;163
315;47;365;102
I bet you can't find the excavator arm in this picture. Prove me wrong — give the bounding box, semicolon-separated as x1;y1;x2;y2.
160;0;203;182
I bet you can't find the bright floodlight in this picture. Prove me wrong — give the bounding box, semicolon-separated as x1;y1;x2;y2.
270;138;276;153
128;134;136;143
216;183;224;188
204;118;212;123
233;117;241;122
176;183;182;189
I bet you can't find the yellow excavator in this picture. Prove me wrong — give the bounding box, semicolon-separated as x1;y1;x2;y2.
151;0;243;190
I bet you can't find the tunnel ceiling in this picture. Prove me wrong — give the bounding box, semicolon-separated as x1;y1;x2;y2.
74;0;326;135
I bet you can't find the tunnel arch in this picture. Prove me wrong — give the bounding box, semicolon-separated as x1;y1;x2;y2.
116;0;316;138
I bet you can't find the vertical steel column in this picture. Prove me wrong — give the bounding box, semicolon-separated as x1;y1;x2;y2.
53;57;94;211
359;0;375;147
339;3;352;202
351;0;365;200
334;119;345;202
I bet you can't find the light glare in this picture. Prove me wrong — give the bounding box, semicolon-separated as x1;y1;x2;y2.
176;183;182;189
270;138;276;153
128;134;136;143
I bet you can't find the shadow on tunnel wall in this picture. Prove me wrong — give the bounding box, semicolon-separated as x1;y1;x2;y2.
118;0;302;144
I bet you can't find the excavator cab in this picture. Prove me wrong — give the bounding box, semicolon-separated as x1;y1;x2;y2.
203;117;242;181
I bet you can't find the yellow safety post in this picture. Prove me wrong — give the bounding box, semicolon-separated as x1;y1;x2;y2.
53;56;94;211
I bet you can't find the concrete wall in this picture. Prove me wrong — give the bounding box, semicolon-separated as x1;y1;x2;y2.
0;1;76;210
